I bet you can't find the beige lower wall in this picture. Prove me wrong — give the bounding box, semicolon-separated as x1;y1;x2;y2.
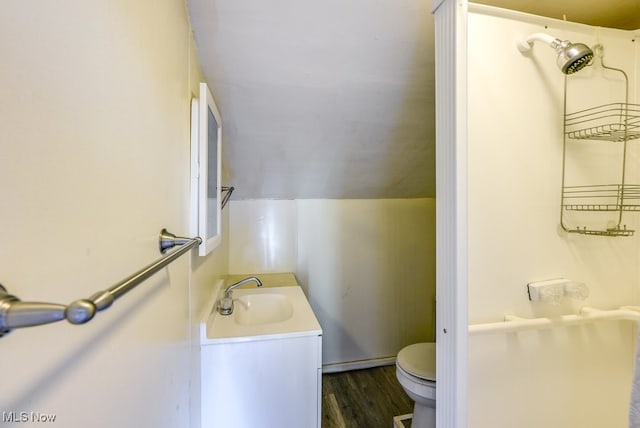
228;198;436;366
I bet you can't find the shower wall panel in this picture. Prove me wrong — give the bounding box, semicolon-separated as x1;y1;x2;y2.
467;6;639;427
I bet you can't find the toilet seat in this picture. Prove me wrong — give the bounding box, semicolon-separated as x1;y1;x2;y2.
396;364;436;402
396;342;436;381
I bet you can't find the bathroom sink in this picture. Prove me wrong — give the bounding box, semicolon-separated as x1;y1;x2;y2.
234;293;294;325
202;285;322;343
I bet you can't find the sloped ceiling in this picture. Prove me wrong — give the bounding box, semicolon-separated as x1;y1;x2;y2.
186;0;638;200
187;0;434;199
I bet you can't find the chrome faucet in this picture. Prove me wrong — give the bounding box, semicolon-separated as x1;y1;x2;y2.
217;276;263;315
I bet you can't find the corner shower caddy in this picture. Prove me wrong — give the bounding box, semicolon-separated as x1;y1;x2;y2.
560;48;640;236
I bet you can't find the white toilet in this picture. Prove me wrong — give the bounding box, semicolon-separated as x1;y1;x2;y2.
396;342;436;428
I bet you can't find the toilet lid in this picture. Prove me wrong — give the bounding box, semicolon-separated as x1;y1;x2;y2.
397;343;436;381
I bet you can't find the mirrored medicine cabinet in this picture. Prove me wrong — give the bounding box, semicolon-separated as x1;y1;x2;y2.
191;82;222;256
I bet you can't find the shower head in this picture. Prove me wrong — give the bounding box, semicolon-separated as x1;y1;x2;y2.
516;33;593;75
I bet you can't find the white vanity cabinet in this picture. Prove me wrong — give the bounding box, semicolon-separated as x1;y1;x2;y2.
199;281;323;428
201;333;322;428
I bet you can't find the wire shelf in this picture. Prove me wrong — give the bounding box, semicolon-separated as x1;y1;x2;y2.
565;103;640;142
562;184;640;211
562;184;638;236
567;226;634;237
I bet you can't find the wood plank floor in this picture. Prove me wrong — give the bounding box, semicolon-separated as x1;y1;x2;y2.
322;364;413;428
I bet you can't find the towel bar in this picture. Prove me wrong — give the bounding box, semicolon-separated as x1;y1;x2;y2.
469;306;640;335
0;229;201;337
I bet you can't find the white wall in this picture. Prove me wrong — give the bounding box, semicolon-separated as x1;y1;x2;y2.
467;6;639;427
0;2;227;427
228;198;435;367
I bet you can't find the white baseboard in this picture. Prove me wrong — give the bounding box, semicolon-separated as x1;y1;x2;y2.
322;356;396;373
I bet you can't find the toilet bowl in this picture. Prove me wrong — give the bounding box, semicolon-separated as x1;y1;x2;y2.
396;342;436;428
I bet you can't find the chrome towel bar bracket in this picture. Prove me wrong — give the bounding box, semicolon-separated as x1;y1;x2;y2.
0;229;202;337
221;186;234;210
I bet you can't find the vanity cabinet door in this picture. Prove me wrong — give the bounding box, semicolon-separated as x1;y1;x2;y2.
202;334;322;428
